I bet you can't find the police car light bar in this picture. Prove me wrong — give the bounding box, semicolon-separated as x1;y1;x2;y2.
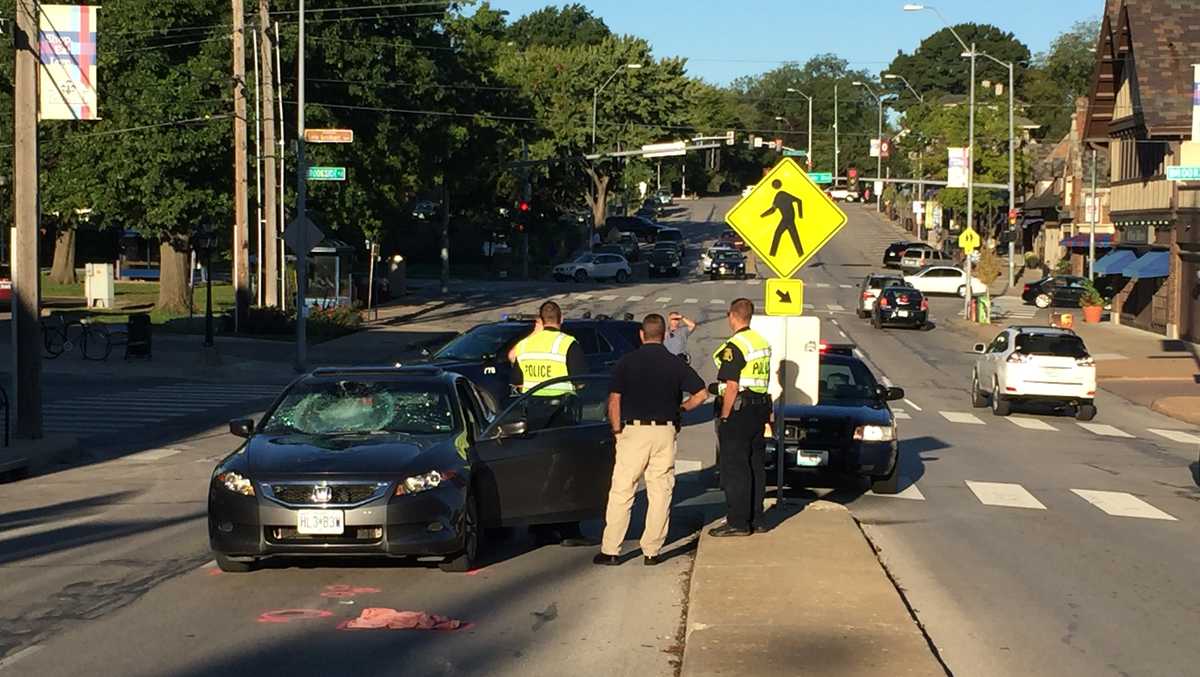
819;341;856;356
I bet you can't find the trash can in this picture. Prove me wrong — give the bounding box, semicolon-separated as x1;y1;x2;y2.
125;313;152;359
975;296;991;324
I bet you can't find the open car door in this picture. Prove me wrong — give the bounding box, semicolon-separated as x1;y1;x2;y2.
472;375;615;527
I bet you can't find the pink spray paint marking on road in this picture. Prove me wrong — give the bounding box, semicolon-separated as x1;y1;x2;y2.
257;609;334;624
320;584;381;599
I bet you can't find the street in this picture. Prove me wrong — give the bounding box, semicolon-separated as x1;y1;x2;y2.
2;199;1199;676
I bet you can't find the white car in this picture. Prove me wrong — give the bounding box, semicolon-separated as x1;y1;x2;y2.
553;253;631;283
700;244;735;272
970;326;1097;420
903;266;987;297
857;273;907;318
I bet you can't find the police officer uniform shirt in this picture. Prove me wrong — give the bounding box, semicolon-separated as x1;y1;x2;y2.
715;327;770;392
511;327;588;392
611;342;704;424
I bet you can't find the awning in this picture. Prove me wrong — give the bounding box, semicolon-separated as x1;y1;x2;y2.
1060;234;1113;248
1092;249;1138;276
1123;250;1170;279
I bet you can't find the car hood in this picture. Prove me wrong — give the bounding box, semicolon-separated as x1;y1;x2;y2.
649;251;679;262
245;432;461;476
781;402;893;426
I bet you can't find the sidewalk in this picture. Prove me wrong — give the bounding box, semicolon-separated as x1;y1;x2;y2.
0;434;79;481
681;500;944;677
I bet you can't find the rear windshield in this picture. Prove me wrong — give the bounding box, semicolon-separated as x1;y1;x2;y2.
1014;334;1088;358
869;276;905;289
435;324;525;361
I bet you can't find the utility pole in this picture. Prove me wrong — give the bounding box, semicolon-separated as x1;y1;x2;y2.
964;42;976;320
259;0;279;307
12;0;42;438
274;21;285;311
232;0;250;326
834;83;840;182
1088;146;1097;280
294;0;309;371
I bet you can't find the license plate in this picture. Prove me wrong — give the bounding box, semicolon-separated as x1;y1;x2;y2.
796;450;828;467
896;310;909;317
297;509;345;535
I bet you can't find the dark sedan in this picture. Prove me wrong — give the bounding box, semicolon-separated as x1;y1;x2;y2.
409;317;641;404
872;286;928;330
765;354;904;494
882;241;916;269
709;250;746;279
1021;275;1121;309
648;243;682;277
209;368;616;573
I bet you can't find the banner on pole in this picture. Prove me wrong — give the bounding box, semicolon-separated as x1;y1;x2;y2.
947;147;969;188
39;4;100;121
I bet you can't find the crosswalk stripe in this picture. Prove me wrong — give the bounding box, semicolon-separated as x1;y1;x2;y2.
655;297;672;303
803;304;815;310
599;295;618;301
1070;489;1177;521
723;280;737;285
966;481;1046;510
747;280;762;286
710;299;725;305
684;298;698;304
940;411;985;425
575;294;593;300
1008;417;1058;431
840;284;853;289
626;295;645;302
1147;428;1200;445
117;448;183;463
815;283;831;288
552;293;568;299
1076;422;1134;438
869;483;924;500
701;281;714;285
894;412;912;420
827;304;844;311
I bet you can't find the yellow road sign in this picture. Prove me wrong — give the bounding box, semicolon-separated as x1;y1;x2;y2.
725;157;847;278
764;278;805;316
958;226;981;252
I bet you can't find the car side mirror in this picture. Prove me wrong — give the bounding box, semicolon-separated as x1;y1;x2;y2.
229;418;255;438
498;419;528;437
973;343;987;354
885;386;905;401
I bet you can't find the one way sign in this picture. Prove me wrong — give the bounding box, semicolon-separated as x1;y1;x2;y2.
764;278;805;316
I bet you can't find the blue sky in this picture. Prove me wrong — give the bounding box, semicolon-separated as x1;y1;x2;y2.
493;0;1101;84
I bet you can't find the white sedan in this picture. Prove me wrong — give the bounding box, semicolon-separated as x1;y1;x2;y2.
553;253;632;283
700;244;735;272
903;266;987;297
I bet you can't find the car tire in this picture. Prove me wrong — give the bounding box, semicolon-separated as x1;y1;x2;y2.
857;309;869;319
871;466;901;495
215;553;254;573
1035;293;1052;309
573;270;588;283
872;315;882;330
991;379;1011;416
1075;403;1097;421
971;372;987;408
615;270;629;283
440;493;481;573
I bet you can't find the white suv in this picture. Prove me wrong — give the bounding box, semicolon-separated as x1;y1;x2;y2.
553;253;632;283
970;326;1097;420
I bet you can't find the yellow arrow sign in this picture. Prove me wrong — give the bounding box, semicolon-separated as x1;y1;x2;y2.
958;226;981;252
725;158;847;279
764;278;805;316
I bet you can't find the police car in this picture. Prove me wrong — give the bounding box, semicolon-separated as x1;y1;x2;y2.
405;313;642;403
765;343;905;494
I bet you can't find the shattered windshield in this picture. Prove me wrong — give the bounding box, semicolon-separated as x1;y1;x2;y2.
261;380;458;436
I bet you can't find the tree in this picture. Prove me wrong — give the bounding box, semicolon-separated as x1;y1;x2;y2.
507;4;611;49
886;24;1032;109
1023;18;1100;140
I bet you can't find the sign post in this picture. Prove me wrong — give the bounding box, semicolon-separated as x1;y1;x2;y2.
958;226;981;319
725;157;848;503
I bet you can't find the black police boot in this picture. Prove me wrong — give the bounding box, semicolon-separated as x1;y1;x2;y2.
708;524;752;537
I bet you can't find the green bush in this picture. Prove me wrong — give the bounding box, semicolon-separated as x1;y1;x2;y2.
309;304;364;339
1079;280;1104;307
1024;253;1041;270
1054;259;1072;275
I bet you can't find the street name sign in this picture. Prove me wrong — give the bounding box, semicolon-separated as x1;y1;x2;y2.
305;128;354;143
307;166;346;181
958;226;981;252
1166;165;1200;181
724;157;848;279
783;149;808;158
764;278;805;316
809;172;833;184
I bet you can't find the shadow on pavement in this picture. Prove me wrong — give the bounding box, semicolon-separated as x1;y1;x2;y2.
0;490;141;533
0;511;204;566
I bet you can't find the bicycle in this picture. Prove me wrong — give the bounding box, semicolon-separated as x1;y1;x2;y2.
41;315;114;360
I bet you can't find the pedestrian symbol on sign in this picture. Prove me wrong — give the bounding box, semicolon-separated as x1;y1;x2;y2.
762;180;805;258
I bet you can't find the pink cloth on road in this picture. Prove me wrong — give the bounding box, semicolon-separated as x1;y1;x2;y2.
339;607;467;631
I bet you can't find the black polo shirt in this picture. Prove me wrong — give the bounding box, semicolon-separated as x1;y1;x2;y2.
715;327;751;384
611;342;705;422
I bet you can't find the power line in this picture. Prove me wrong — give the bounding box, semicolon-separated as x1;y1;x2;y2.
0;115;232;150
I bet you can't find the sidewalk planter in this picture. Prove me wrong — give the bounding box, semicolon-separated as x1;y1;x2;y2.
1083;305;1103;323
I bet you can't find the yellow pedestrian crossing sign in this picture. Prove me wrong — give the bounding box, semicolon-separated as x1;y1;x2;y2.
725;157;847;279
764;278;805;316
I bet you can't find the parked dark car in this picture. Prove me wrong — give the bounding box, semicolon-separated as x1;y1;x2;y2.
1021;275;1121;309
655;227;685;257
407;317;641;404
208;367;616;573
648;242;682;277
616;232;641;262
882;241;916;269
765;354;904;494
607;216;661;243
872;286;928;330
709;250;746;279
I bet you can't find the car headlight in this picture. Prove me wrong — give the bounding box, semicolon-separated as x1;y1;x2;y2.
216;470;255;496
395;469;458;496
853;425;896;442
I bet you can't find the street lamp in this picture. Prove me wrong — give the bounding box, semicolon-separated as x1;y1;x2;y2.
975;52;1018;288
592;63;642;150
884;73;927;240
786;87;815;170
852;80;885;211
905;2;978;319
882;73;924;104
192;229;219;349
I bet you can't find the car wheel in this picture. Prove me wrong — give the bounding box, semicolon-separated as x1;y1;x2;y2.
1035;293;1052;309
991;379;1011;416
573;270;588;283
971;372;987;408
215;553;254;573
1075;403;1097;421
857;309;868;319
872;314;882;330
871;466;901;495
615;269;629;283
440;493;480;573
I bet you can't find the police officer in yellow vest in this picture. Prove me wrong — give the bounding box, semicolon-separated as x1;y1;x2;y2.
710;298;773;537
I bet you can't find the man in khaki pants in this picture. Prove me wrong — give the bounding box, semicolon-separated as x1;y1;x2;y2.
594;314;708;566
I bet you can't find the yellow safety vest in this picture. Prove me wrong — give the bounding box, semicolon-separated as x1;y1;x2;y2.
514;329;577;396
712;328;772;395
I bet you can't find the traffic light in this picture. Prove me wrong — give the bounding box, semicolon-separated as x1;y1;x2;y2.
514;200;531;233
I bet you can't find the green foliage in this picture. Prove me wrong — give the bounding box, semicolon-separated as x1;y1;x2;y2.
309;304;365;339
1054;258;1073;274
1078;280;1104;307
506;4;611;49
886;24;1032;107
975;247;1003;284
1022;19;1100;140
1024;252;1042;270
